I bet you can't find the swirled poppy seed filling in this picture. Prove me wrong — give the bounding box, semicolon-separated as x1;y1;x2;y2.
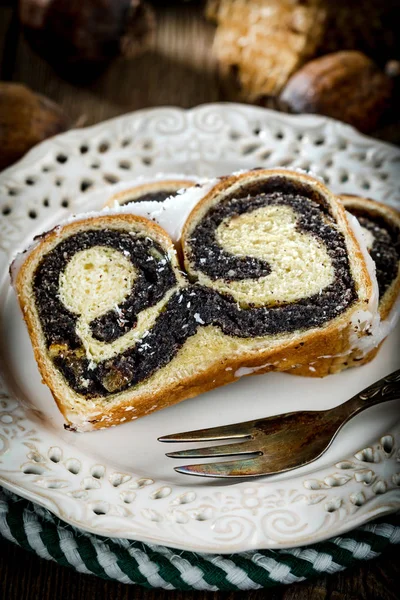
32;186;357;398
33;229;178;348
188;192;344;281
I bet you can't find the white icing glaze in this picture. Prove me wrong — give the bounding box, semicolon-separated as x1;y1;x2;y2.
353;293;400;355
345;213;382;356
346;212;379;310
124;179;218;243
359;226;374;251
234;363;274;377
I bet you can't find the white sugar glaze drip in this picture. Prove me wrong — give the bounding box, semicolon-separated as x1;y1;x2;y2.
345;213;396;357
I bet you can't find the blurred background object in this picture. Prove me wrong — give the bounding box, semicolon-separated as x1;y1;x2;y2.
206;0;327;105
18;0;155;82
0;82;70;169
279;51;393;133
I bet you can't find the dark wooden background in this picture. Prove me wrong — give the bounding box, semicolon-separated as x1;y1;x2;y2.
0;1;399;598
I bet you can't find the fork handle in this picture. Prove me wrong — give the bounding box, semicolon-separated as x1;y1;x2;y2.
334;369;400;422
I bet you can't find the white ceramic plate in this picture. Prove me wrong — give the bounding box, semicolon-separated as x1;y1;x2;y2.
0;104;399;554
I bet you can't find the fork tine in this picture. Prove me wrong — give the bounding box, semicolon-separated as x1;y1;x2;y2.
165;440;260;459
174;456;266;478
158;421;254;443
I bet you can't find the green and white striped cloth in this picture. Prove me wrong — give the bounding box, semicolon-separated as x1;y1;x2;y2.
0;487;399;591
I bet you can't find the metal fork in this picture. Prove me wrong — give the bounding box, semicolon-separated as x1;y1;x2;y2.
158;369;400;478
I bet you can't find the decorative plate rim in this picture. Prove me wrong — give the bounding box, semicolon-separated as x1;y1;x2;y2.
1;103;400;185
0;103;399;554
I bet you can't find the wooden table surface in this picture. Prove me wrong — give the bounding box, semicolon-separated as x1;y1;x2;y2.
0;2;399;598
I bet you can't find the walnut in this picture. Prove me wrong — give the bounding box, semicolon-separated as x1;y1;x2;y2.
385;60;400;79
0;83;70;170
279;51;393;133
